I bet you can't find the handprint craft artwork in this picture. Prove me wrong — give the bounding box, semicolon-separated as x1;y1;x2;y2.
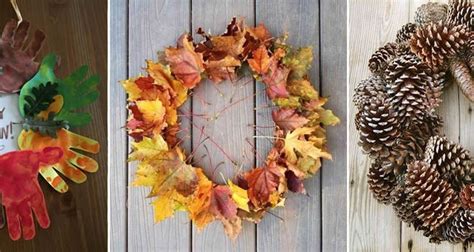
0;16;100;241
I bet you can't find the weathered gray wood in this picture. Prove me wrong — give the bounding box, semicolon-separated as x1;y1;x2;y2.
127;1;191;251
191;1;256;251
255;1;322;251
109;0;128;251
320;0;347;251
349;0;407;250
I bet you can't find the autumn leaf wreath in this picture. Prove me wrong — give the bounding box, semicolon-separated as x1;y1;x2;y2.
0;18;100;240
122;17;340;239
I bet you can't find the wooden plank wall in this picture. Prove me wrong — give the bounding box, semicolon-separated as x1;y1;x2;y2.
349;0;474;251
109;0;347;251
0;0;108;251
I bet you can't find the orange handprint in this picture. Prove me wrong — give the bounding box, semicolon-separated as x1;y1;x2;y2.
0;147;63;240
18;129;100;193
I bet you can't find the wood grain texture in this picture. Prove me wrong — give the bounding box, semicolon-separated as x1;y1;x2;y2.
109;0;128;251
0;0;108;251
349;0;474;251
255;1;322;251
127;1;191;251
110;0;347;251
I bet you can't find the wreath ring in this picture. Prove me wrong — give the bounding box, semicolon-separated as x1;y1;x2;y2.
353;1;474;245
122;17;339;239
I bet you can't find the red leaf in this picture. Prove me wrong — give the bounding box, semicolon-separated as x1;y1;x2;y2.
285;170;306;194
262;60;290;99
210;185;238;219
245;164;281;207
272;108;309;131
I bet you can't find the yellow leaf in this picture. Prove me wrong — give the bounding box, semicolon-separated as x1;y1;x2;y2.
129;136;168;161
283;127;332;163
136;99;166;124
188;169;214;229
122;78;142;101
133;161;159;187
228;180;250;212
319;109;340;126
152;193;174;222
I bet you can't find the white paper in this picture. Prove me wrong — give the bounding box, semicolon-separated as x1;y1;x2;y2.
0;94;22;153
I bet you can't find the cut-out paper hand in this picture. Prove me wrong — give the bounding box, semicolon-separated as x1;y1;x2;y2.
0;19;45;93
18;129;100;193
0;147;63;240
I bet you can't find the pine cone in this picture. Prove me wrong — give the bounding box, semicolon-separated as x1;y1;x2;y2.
460;184;474;210
414;2;448;25
424;135;474;190
368;42;398;75
353;75;387;109
410;23;470;69
441;209;474;243
385;54;431;127
391;184;416;223
446;0;473;30
357;96;401;159
368;160;397;204
450;56;474;102
406;161;460;231
396;23;417;44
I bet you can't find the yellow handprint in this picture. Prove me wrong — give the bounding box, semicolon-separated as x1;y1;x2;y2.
18;129;100;193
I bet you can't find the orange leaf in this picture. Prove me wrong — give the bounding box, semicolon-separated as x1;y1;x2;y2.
205;56;241;83
245;164;282;208
248;45;270;74
165;34;204;89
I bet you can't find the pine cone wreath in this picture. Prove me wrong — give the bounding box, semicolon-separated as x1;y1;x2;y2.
385;54;432;126
415;2;448;25
357;96;400;159
368;160;397;204
406;161;461;231
441;209;474;243
410;22;470;70
461;184;474;210
368;42;398;75
353;75;387;109
446;0;473;30
424;135;474;190
396;23;417;44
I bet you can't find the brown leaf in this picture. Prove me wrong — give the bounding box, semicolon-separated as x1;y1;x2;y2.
204;55;241;83
245;163;282;207
272;108;309;131
210;185;238;219
248;45;270;75
165;34;204;89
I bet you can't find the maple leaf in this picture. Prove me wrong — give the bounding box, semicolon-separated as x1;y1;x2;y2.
204;56;241;83
296;156;321;177
273;96;301;109
245;164;282;208
283;46;313;80
165;34;204;89
228;180;250;212
128;136;168;161
210;33;246;60
287;79;318;100
152;190;189;222
122;78;142;101
283;127;332;163
210;185;238;219
188;169;214;229
304;98;340;126
146;61;189;107
136;99;166;126
220;217;242;240
261;63;290;99
248;45;270;75
272;108;309;131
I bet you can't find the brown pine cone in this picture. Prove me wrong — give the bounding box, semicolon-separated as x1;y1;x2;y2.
357;96;401;159
367;160;397;204
460;184;474;210
396;23;417;44
446;0;473;30
450;56;474;102
406;161;460;231
424;135;474;190
410;23;470;69
353;75;387;110
385;54;432;127
391;184;416;223
368;42;398;75
415;2;448;25
441;209;474;243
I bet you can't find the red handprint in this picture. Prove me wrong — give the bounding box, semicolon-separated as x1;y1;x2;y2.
0;19;45;93
0;147;63;240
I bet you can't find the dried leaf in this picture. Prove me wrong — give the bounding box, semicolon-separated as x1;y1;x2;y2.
228;180;250;212
210;185;238;219
129;136;168;161
248;45;270;75
204;56;241;83
272;108;309;131
283;46;313;80
245;164;282;207
283;127;332;163
188;169;214;229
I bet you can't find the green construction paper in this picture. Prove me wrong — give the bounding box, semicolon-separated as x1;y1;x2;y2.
19;53;100;128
